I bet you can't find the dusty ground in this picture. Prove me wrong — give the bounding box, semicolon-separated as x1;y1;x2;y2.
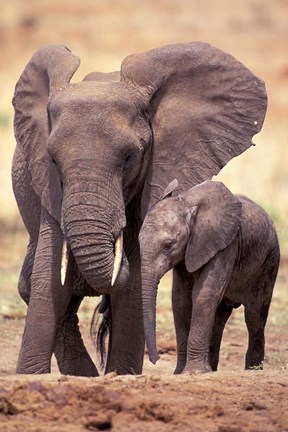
1;267;288;432
0;0;288;431
0;371;287;432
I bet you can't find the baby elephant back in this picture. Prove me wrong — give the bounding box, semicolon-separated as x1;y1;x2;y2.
238;194;280;263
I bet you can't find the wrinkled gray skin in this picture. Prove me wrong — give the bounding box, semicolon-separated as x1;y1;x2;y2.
12;42;267;375
139;180;280;374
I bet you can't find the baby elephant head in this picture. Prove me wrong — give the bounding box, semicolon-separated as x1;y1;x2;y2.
139;180;242;364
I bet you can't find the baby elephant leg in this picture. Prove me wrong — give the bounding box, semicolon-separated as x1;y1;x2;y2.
244;305;267;369
244;258;278;370
172;265;192;374
209;301;234;371
184;250;234;374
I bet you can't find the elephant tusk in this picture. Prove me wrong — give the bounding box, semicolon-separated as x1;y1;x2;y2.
111;231;123;286
61;240;69;286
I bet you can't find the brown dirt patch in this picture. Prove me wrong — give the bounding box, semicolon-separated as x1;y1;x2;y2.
0;371;287;432
1;268;288;432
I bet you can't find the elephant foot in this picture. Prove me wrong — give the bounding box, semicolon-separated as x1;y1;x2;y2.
182;363;212;375
245;361;264;371
60;357;99;377
174;361;186;374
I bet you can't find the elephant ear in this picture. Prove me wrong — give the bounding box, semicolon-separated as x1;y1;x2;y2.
121;42;267;216
12;45;80;223
83;71;120;82
159;178;179;200
180;181;242;273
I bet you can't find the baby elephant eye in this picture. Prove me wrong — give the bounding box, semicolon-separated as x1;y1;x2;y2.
163;239;174;250
124;150;134;165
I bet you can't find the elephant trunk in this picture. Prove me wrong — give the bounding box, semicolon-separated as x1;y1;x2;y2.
63;187;126;292
141;267;160;364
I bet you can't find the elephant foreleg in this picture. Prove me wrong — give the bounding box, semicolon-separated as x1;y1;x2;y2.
209;301;233;371
105;241;144;371
184;247;235;374
106;279;144;375
17;208;71;374
172;264;192;374
104;199;145;375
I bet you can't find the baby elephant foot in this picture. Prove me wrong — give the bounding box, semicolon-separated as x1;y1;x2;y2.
182;363;212;374
174;361;186;375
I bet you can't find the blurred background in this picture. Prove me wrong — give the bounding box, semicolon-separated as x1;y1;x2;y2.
0;0;288;285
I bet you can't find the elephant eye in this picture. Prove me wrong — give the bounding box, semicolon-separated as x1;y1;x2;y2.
124;150;134;165
163;239;174;251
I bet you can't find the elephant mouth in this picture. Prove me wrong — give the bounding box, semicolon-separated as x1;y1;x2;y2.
61;230;124;287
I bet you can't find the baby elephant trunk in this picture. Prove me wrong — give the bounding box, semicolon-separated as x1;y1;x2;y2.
141;269;160;364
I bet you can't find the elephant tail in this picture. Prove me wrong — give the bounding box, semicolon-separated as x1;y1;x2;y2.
90;294;111;370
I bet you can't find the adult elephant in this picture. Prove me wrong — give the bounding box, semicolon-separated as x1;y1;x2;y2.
12;42;267;375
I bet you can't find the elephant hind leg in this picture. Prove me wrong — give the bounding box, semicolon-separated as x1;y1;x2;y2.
18;238;37;305
244;296;273;370
244;305;267;370
13;147;40;306
244;258;278;370
54;295;99;377
90;294;111;371
209;301;233;371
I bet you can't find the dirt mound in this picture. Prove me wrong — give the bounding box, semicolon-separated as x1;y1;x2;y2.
1;372;287;432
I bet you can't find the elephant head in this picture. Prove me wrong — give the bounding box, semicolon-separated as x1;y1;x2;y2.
139;180;242;364
13;42;266;293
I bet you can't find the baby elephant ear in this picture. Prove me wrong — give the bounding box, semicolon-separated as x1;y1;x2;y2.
181;181;242;273
159;179;179;200
121;42;267;215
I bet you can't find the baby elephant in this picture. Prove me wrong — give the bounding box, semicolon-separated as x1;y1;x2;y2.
139;180;280;374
